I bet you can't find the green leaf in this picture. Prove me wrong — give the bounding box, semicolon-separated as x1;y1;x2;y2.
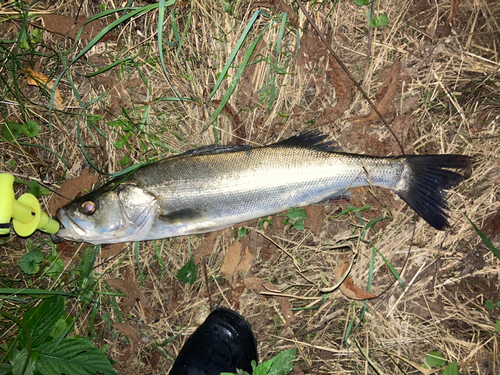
237;227;247;238
485;299;495;310
284;208;306;221
37;337;117;375
31;29;42;43
22;121;39;137
252;357;273;375
281;208;306;231
266;348;297;375
378;14;389;27
19;251;44;275
20;39;30;50
370;17;379;29
176;256;198;285
12;348;38;375
19;295;65;349
27;180;51;197
49;313;74;339
424;351;446;368
495;318;500;335
442;361;460;375
3;121;23;141
45;247;64;278
113;132;131;149
119;155;130;165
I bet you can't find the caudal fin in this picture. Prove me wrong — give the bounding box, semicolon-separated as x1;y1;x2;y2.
395;155;472;230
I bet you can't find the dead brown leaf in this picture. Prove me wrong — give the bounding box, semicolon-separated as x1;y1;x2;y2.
106;269;152;317
112;323;140;362
348;60;402;126
106;278;138;315
56;241;79;265
193;231;220;265
263;282;297;328
48;168;100;216
336;256;376;300
100;243;126;259
22;68;64;110
304;206;325;236
94;75;143;119
220;241;254;281
41;15;117;42
390;115;418;154
243;276;296;328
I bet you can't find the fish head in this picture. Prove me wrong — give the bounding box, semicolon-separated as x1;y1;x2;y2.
55;180;157;244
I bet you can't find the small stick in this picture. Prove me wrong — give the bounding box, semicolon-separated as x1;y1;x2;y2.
201;256;214;311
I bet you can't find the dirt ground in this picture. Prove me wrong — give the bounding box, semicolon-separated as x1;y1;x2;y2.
1;0;499;374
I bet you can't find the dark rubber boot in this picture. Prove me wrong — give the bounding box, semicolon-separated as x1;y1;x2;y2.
169;307;258;375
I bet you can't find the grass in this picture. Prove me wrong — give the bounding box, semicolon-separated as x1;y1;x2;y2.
1;0;500;374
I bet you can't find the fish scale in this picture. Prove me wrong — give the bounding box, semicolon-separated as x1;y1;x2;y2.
54;131;471;244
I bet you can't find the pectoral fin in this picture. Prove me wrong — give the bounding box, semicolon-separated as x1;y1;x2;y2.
159;208;208;224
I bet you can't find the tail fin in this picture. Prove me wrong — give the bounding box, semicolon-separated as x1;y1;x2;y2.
394;155;472;230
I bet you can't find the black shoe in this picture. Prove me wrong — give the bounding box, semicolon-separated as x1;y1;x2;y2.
169;307;258;375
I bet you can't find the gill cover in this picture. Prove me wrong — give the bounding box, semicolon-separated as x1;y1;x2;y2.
55;179;158;244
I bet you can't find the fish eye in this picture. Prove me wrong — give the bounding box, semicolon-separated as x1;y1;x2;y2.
81;201;96;214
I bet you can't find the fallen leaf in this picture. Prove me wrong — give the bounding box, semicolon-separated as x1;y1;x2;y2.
243;277;296;329
348;60;401;125
106;278;138;315
240;227;279;262
100;243;126;259
123;268;153;317
220;241;254;281
148;350;161;371
48;168;99;217
56;241;80;265
22;68;64;110
112;323;140;344
105;269;152;317
41;14;118;42
263;282;296;328
95;75;143;118
336;255;376;300
193;231;220;265
390;115;417;155
112;323;140;362
304;206;325;236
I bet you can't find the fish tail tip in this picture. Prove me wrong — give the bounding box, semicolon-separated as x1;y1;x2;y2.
395;154;472;230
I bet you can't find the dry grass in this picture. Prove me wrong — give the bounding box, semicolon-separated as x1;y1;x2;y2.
0;0;499;374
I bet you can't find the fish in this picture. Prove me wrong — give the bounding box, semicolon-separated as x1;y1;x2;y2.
54;131;471;244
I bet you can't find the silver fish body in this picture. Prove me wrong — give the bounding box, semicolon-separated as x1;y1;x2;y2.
55;132;471;244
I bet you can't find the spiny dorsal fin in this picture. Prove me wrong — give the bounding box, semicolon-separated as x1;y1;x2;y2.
175;144;251;157
273;130;339;152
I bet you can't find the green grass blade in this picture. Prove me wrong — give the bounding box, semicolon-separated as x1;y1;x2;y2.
356;340;383;375
459;210;500;261
207;26;269;127
86;57;134;77
375;245;405;293
206;9;267;104
157;0;181;99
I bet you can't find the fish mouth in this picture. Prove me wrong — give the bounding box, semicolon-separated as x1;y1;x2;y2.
53;208;86;242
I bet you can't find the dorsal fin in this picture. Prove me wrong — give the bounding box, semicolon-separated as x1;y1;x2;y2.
273;130;339;152
175;144;251;157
